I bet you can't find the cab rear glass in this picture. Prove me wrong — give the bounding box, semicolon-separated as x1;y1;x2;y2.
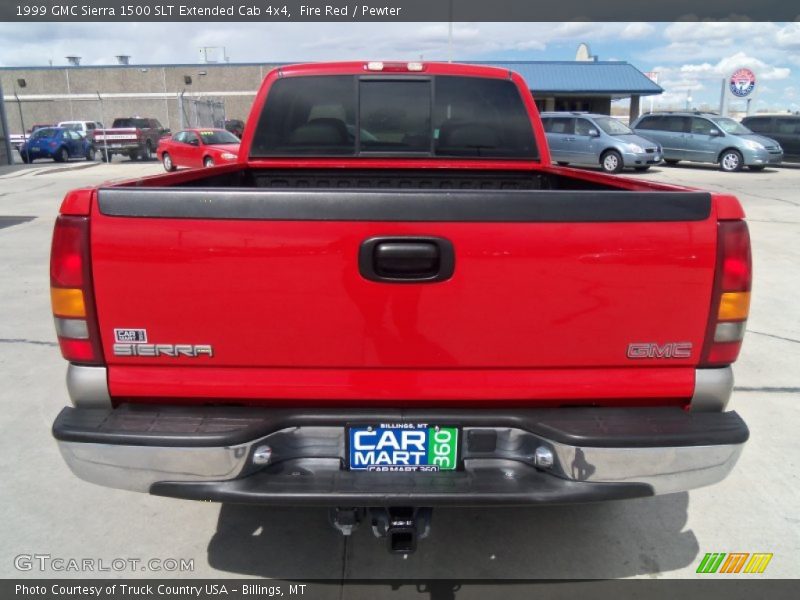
250;75;538;159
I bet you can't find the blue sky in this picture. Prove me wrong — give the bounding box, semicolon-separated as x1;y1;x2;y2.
0;22;798;111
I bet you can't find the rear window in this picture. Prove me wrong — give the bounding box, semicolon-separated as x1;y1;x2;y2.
250;75;537;159
112;118;150;129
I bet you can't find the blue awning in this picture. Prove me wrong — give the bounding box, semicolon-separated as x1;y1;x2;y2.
473;61;663;96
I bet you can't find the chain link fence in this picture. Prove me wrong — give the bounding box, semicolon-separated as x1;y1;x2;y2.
178;94;226;129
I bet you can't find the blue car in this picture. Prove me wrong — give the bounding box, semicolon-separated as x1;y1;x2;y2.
19;127;96;163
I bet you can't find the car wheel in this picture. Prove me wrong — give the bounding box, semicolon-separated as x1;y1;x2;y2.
720;149;744;172
100;150;111;163
664;159;680;165
634;166;651;172
162;152;177;172
55;147;69;163
204;157;215;168
556;161;569;166
85;147;97;161
141;142;154;161
749;165;766;171
600;150;623;174
128;150;139;161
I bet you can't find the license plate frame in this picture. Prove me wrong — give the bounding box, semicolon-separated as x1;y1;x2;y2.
346;423;461;472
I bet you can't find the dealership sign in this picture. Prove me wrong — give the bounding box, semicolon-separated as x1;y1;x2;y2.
729;68;756;98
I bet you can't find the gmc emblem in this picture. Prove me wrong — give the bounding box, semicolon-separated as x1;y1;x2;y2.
627;342;693;359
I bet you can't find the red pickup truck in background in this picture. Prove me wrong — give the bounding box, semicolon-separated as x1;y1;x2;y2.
93;117;169;162
50;62;751;554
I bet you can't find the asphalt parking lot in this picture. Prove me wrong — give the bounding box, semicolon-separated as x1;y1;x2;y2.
0;158;797;591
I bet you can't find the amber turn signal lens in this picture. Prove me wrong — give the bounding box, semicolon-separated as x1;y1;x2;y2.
51;287;86;318
718;291;750;321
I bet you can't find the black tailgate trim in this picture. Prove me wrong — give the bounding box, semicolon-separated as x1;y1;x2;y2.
53;405;748;448
97;188;712;222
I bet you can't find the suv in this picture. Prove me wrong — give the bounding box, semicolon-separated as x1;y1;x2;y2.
741;114;800;163
631;111;783;172
541;112;662;173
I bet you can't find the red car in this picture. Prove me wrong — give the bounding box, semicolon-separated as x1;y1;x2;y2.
156;128;240;171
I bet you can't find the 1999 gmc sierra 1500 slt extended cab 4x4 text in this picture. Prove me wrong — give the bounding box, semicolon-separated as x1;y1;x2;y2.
50;62;751;553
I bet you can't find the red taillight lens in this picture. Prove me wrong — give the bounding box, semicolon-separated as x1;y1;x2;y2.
721;221;752;291
50;216;85;287
50;215;104;365
700;221;752;367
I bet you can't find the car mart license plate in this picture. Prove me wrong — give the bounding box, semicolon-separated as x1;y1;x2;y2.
347;424;459;471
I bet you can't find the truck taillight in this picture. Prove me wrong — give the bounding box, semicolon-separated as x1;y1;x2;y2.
700;221;752;366
50;215;104;365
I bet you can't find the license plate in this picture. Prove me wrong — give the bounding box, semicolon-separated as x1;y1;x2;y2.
347;424;459;471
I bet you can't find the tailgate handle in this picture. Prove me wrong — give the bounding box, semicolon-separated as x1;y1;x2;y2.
359;237;455;283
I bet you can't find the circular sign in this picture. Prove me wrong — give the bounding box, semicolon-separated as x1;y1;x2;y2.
730;68;756;97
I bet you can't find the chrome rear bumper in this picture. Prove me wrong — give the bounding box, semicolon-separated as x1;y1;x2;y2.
54;405;747;504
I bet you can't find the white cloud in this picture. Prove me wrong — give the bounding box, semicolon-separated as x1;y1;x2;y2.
664;21;778;43
621;23;655;40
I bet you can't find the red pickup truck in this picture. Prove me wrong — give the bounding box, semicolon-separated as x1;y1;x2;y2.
51;62;750;553
93;117;169;162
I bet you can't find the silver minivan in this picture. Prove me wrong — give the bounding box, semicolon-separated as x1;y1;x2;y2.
631;112;783;172
541;112;663;173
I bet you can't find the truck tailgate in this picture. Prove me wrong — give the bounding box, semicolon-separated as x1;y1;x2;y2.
90;187;716;404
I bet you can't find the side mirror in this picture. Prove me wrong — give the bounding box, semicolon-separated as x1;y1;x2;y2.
588;128;600;137
709;129;721;136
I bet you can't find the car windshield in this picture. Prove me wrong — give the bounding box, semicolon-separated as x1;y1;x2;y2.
60;123;81;130
713;118;752;135
594;117;633;135
198;130;240;145
31;128;57;139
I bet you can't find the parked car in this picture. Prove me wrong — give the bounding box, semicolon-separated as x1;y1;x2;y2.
157;128;240;171
57;120;104;139
541;112;662;173
50;61;750;554
631;111;783;172
224;119;246;138
9;132;28;150
93;117;169;161
18;126;96;163
741;114;800;163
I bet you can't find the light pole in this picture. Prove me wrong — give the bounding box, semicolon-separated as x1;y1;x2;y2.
13;78;27;163
447;0;453;63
